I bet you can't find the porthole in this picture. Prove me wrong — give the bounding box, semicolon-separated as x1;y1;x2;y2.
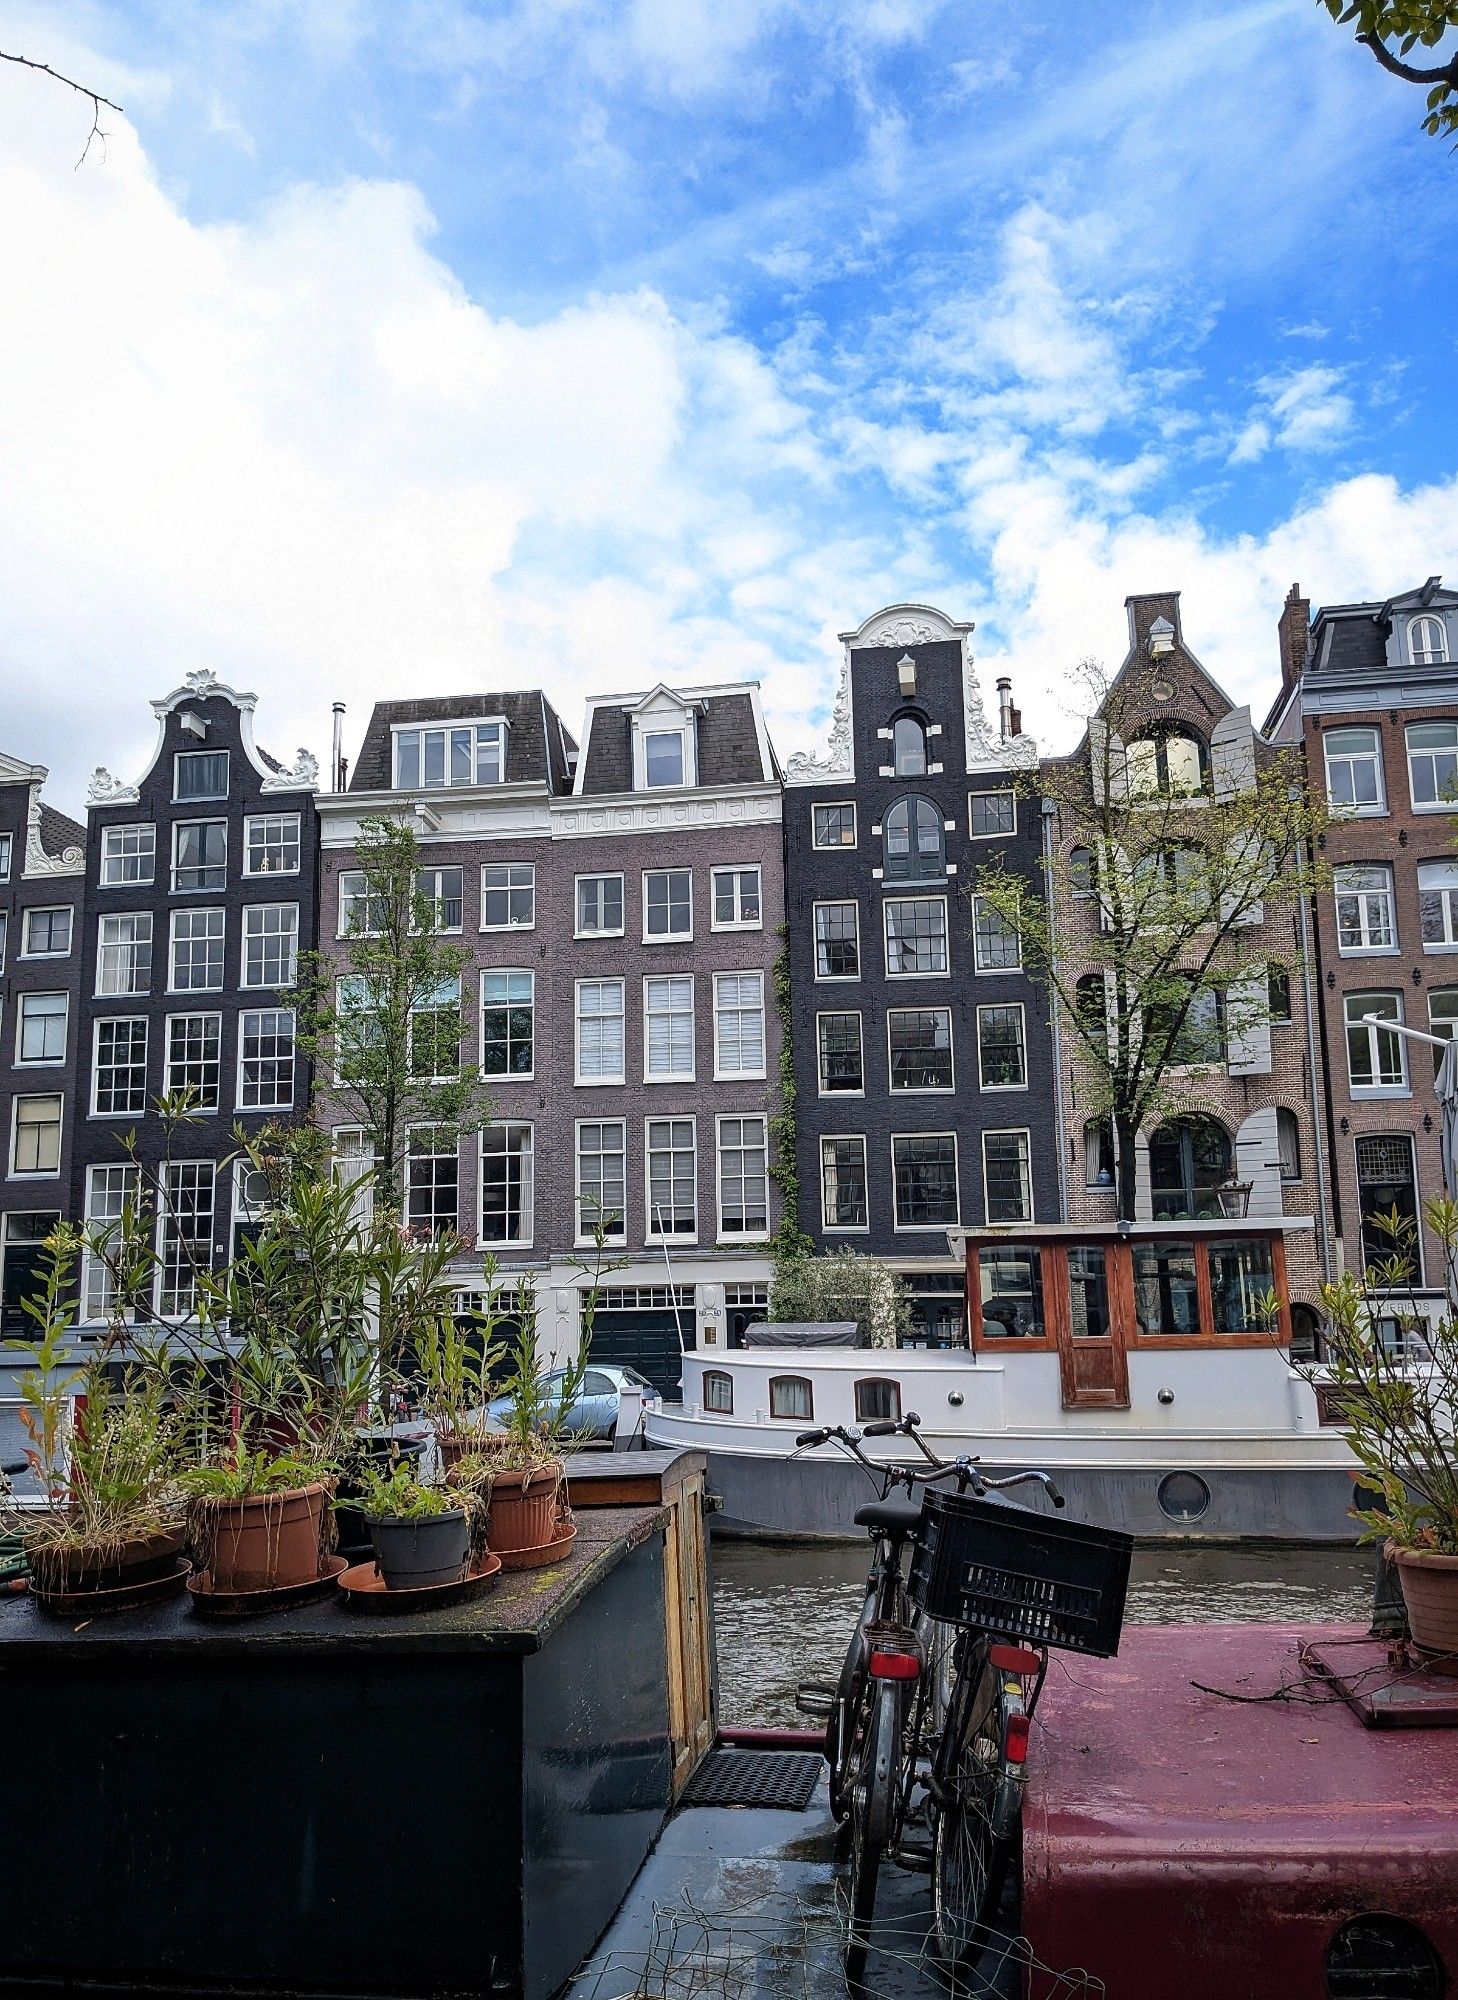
1156;1470;1211;1524
1324;1913;1444;1999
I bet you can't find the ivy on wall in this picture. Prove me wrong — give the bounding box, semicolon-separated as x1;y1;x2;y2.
768;931;813;1257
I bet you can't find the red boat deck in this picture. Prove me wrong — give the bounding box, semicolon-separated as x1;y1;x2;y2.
1024;1622;1458;1997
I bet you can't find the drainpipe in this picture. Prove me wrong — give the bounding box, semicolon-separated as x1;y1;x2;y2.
1041;798;1070;1220
1295;821;1335;1284
331;702;346;793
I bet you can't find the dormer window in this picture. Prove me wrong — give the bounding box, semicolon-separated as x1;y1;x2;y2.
1409;614;1449;666
893;715;928;778
644;730;686;788
629;689;699;791
1126;725;1208;797
393;720;506;790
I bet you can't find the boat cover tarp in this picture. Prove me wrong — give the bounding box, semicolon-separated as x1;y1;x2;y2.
741;1321;861;1348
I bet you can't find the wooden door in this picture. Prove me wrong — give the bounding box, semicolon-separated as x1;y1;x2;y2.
1051;1245;1131;1410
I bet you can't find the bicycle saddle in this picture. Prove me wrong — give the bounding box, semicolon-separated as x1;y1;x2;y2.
854;1495;924;1538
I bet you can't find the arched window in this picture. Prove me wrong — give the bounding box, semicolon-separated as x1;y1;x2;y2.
768;1375;813;1421
893;715;928;778
1149;1115;1233;1220
854;1378;902;1424
1276;1107;1302;1182
1126;725;1209;797
1068;846;1095;897
1409;614;1449;666
883;796;945;882
1084;1118;1115;1188
703;1370;733;1414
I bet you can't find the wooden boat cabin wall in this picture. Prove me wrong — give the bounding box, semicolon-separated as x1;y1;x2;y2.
963;1220;1296;1412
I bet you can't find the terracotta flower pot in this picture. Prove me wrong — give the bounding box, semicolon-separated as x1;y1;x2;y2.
486;1464;562;1556
29;1525;186;1597
191;1482;330;1592
1392;1545;1458;1672
368;1508;470;1589
437;1430;489;1474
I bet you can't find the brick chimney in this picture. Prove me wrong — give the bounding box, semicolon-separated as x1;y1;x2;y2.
1277;583;1310;694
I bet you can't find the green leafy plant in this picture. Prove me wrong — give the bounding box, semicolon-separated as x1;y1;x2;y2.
178;1448;322;1501
769;1247;913;1350
411;1255;511;1443
352;1459;459;1522
490;1279;590;1467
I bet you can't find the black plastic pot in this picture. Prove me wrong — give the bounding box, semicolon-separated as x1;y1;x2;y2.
367;1508;470;1590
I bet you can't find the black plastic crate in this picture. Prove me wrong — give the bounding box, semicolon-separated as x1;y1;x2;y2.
909;1487;1132;1657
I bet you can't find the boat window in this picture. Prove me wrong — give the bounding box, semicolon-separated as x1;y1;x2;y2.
1068;1246;1110;1340
1132;1241;1200;1337
768;1375;813;1421
854;1378;902;1423
977;1244;1044;1339
1208;1239;1276;1334
703;1370;733;1414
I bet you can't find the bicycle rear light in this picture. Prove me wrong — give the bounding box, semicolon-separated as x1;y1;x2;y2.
868;1648;922;1681
989;1643;1042;1677
1002;1711;1031;1764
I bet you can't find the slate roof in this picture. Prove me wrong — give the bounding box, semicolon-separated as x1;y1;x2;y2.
1312;611;1387;677
577;690;768;797
349;692;576;793
37;802;85;857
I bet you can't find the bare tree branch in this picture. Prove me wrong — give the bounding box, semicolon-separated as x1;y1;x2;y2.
1;48;124;167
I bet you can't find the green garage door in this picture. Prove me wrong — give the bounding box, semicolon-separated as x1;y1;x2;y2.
584;1286;695;1400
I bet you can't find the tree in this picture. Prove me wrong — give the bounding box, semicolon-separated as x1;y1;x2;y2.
1319;1;1458;140
972;657;1329;1222
769;1248;913;1350
293;817;488;1221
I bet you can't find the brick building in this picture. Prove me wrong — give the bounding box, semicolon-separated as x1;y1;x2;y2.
1267;577;1458;1329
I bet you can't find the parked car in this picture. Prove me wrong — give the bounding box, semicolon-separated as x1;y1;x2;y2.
485;1364;661;1442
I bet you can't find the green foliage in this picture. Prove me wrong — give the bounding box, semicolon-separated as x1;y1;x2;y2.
769;1248;913;1350
351;1459;459;1521
768;934;813;1256
1320;1;1458;138
491;1279;591;1466
411;1256;511;1440
179;1448;322;1500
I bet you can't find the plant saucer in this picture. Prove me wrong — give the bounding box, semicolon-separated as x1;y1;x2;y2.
336;1552;502;1612
31;1556;193;1620
187;1553;348;1619
493;1526;577;1572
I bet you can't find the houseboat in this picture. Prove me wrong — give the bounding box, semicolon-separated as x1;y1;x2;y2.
645;1219;1363;1540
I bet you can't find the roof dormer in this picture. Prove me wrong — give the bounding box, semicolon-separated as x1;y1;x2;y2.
630;685;702;792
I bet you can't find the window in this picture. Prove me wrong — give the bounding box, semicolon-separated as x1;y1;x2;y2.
238;1009;295;1111
409;977;462;1081
970;790;1016;838
165;1013;222;1111
814;901;860;979
821;1136;868;1230
93;1018;147;1116
100;824;155;887
1430;990;1458;1073
643;730;685;788
1131;842;1211;922
717;1115;769;1238
1345;992;1406;1093
1207;1239;1276;1334
883;796;945;883
888;1008;954;1090
1409;614;1449;665
241;904;299;989
712;866;762;929
1420;861;1458;948
10;1095;62;1176
174;750;229;801
703;1370;734;1414
982;1130;1032;1223
337;870;385;936
646;1117;697;1238
576;1120;626;1241
972;895;1020;971
244;814;301;877
1276;1107;1302;1182
1069;1246;1110;1338
83;1164;141;1319
233;1160;273;1256
817;1012;863;1093
885;897;948;976
22;906;71;957
978;1244;1044;1339
855;1378;901;1423
480;970;534;1077
645;975;695;1080
0;910;5;973
813;803;856;849
892;715;927;778
1126;726;1208;796
644;868;692;941
1334;865;1396;953
480;863;535;930
893;1134;959;1228
156;1162;214;1316
172;820;227;892
769;1376;813;1421
1132;1242;1200;1338
406;1127;459;1235
1075;973;1108;1046
332;1128;375;1225
1269;963;1293;1023
1355;1134;1420;1278
480;1124;534;1246
1084;1118;1115;1189
1149;1115;1233;1218
977;1003;1026;1089
16;993;67;1066
576;978;625;1083
1068;845;1095;897
97;913;151;995
0;833;8;881
714;973;765;1078
1323;726;1384;814
394;721;506;789
417;866;463;933
1148;977;1225;1068
576;873;624;937
169;909;225;993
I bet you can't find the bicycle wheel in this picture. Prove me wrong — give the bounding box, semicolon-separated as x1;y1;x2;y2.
826;1627;866;1822
844;1678;898;1993
932;1649;1009;1972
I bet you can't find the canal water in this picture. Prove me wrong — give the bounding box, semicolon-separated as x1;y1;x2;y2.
712;1537;1375;1728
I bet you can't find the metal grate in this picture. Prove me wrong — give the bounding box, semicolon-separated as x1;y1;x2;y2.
680;1749;822;1811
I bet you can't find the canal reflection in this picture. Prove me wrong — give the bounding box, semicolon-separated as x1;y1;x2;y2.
711;1537;1375;1728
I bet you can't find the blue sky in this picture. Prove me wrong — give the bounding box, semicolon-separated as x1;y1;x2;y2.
2;0;1456;807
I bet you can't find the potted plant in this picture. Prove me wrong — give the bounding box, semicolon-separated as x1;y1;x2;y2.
180;1442;334;1593
411;1256;508;1471
1309;1200;1458;1665
353;1458;473;1589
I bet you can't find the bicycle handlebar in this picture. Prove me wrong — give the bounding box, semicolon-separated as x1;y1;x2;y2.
794;1414;1063;1506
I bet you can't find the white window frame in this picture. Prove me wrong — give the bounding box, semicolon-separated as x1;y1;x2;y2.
173;749;230;802
972;894;1023;974
96;912;152;996
1345;992;1408;1096
15;991;68;1068
716;1113;770;1242
243;812;302;878
164;1012;223;1113
642;868;693;944
337;870;383;938
891;1131;960;1233
154;1160;216;1317
99;823;156;889
969;789;1017;839
171;819;228;894
644;974;696;1083
886;1006;955;1093
1322;726;1385;817
645;1115;698;1244
975;1000;1028;1091
575;1118;627;1246
574;872;625;939
236;1007;296;1113
0;832;9;882
404;1123;460;1237
21;906;72;959
820;1133;869;1233
812;801;858;850
1420;860;1458;952
575;977;626;1086
1406;720;1458;814
241;904;300;990
883;895;950;979
816;1009;864;1096
10;1093;64;1179
416;865;464;935
813;899;861;982
1408;613;1449;666
91;1016;148;1118
479;862;536;932
640;726;689;791
332;1127;375;1225
392;718;507;790
478;1121;535;1249
479;968;535;1082
710;865;763;932
82;1163;142;1320
168;907;226;994
713;971;766;1081
1334;865;1398;955
982;1128;1034;1225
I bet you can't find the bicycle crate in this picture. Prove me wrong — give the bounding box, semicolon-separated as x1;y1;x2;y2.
908;1487;1132;1658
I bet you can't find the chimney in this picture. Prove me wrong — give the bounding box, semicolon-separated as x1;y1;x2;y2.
331;702;346;792
1277;584;1310;695
996;676;1014;740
